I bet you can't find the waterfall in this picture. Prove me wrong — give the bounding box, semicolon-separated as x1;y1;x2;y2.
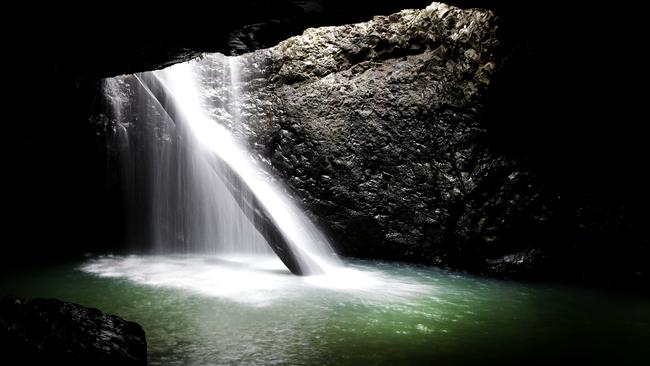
104;55;341;275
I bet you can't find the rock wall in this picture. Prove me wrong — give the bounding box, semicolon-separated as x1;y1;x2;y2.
215;3;536;269
255;3;506;266
195;2;646;281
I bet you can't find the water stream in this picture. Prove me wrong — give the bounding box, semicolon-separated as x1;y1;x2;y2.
105;56;339;274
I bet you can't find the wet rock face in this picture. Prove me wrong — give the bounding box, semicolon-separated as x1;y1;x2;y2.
211;3;550;271
207;2;648;282
260;4;502;265
0;296;146;366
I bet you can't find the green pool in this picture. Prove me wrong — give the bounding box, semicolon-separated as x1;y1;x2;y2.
2;255;648;365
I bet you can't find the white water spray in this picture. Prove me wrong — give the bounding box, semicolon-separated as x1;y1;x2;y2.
105;55;341;275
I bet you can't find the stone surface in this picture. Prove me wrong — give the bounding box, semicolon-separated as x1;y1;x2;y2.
199;3;533;272
254;3;504;268
187;2;647;281
0;295;146;365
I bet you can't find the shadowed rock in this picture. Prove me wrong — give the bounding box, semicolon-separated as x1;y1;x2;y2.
0;295;146;366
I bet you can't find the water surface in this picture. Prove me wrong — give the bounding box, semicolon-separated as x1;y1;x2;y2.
2;255;648;365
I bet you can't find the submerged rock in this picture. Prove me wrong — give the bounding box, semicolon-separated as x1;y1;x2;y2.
0;295;146;366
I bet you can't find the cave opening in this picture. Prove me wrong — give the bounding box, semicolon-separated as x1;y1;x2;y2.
1;1;648;365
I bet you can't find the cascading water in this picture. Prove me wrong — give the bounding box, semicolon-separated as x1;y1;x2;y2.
103;55;341;275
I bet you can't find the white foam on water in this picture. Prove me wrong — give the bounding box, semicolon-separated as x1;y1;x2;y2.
81;255;432;307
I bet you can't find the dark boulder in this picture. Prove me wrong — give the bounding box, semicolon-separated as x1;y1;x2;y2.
0;295;146;366
190;2;647;283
